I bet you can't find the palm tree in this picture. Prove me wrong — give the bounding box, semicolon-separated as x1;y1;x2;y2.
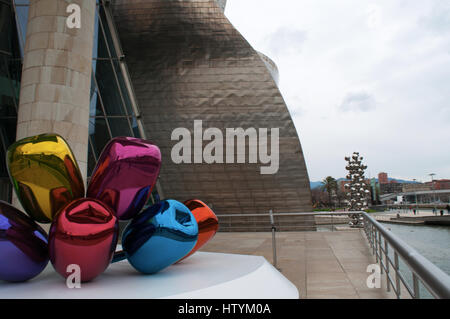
321;176;337;208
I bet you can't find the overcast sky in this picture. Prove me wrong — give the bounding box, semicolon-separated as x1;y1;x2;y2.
225;0;450;183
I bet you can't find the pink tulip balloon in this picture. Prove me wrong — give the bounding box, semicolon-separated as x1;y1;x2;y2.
87;137;161;220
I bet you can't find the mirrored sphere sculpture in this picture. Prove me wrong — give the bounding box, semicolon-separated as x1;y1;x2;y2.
120;200;198;274
0;201;49;282
49;198;118;282
87;137;161;220
6;133;84;223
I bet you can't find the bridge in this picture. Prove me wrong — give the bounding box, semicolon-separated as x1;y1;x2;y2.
380;189;450;205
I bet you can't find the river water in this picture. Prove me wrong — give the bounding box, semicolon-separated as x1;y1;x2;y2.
384;223;450;276
381;216;450;298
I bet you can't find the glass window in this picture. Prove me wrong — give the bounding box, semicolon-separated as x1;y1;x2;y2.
95;12;112;60
0;55;18;116
89;117;111;158
14;3;28;56
108;117;132;137
95;59;128;116
89;75;106;117
87;139;97;176
131;116;140;138
112;60;134;116
98;5;117;59
92;3;99;60
0;3;13;53
0;118;17;174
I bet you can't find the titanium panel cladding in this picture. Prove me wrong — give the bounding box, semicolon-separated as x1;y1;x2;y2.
112;0;312;221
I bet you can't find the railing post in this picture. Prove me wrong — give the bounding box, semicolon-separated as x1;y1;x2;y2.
394;252;401;299
413;273;420;299
370;222;373;249
374;228;378;262
385;240;390;292
379;231;383;275
269;210;277;269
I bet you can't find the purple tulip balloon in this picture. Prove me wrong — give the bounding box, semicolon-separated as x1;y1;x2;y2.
87;137;161;220
0;200;49;282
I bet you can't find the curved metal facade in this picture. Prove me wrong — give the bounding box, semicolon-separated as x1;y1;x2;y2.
112;0;312;221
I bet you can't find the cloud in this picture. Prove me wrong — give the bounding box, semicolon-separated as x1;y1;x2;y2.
419;0;450;34
226;0;450;181
339;92;376;112
366;4;382;29
263;27;307;56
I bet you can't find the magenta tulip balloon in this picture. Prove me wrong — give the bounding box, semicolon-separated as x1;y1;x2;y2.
87;137;161;220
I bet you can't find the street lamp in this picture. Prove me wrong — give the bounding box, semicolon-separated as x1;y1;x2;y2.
413;178;418;213
429;173;436;214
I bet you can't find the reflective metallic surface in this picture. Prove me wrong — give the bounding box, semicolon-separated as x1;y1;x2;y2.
49;198;118;282
87;137;161;220
122;199;198;274
0;201;49;282
112;0;312;228
179;199;218;261
6;133;85;223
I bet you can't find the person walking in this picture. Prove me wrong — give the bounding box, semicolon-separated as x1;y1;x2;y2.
446;204;450;215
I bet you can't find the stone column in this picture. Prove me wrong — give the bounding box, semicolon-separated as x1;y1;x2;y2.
16;0;95;183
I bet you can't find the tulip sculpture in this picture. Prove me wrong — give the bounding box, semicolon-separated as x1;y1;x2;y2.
1;133;218;284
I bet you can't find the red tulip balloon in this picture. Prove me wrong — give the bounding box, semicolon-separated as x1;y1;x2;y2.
49;198;118;282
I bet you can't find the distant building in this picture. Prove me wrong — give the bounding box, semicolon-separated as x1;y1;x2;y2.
402;183;432;193
380;182;403;195
425;179;450;190
378;172;388;184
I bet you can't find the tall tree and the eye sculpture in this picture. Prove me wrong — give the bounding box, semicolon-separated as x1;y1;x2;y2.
344;152;370;227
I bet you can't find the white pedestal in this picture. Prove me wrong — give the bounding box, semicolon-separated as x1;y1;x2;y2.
0;252;299;299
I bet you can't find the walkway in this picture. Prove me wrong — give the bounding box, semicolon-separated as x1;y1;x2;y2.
200;230;396;299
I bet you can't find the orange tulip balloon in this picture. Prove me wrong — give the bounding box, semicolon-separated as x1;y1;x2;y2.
179;199;218;261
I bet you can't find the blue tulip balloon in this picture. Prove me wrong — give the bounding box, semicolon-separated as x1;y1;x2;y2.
117;200;198;274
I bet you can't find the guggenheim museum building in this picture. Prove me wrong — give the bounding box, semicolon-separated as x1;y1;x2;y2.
0;0;313;230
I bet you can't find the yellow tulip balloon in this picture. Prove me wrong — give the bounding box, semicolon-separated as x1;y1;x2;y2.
6;133;85;223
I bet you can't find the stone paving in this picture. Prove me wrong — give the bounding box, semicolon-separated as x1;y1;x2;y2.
200;230;397;299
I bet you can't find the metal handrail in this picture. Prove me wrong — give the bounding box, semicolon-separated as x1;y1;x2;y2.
215;210;450;299
216;211;351;218
361;212;450;299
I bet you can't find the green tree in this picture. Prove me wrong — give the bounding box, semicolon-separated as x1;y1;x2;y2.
321;176;337;207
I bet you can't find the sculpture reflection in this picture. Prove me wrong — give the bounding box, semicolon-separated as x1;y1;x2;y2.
6;133;84;223
49;198;118;282
178;199;218;262
87;137;161;220
118;200;198;274
0;201;49;282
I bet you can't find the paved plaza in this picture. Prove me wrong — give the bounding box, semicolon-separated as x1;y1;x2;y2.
200;230;397;299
